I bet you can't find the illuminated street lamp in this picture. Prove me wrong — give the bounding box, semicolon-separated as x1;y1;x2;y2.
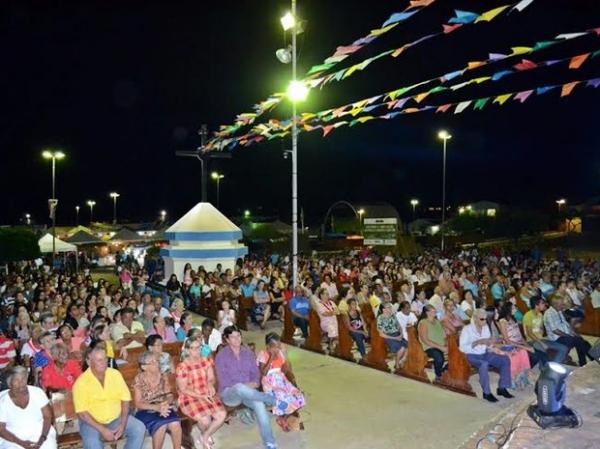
410;199;419;220
210;172;225;208
25;213;31;225
437;130;452;251
556;198;566;213
160;210;167;221
280;1;307;289
86;200;96;223
244;210;251;219
75;205;80;225
109;192;120;224
42;149;65;267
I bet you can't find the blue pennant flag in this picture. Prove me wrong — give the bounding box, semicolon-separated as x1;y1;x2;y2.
448;10;480;24
382;11;418;27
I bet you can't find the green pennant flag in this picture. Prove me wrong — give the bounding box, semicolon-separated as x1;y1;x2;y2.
428;86;448;94
532;40;558;51
388;87;411;100
592;49;600;59
349;119;360;127
307;63;335;75
474;98;490;110
321;115;336;123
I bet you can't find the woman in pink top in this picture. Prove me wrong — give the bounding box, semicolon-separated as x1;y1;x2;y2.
56;324;85;360
151;316;177;343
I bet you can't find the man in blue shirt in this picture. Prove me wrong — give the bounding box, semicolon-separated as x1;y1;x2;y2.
240;275;258;325
288;286;311;338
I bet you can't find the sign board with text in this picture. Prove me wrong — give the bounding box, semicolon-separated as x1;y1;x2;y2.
363;218;398;246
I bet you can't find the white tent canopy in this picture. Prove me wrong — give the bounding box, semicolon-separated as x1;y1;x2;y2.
38;233;77;253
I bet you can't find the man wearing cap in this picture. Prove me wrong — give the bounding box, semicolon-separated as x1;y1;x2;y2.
459;309;514;402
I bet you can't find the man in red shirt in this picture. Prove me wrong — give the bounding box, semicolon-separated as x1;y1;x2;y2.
0;327;17;389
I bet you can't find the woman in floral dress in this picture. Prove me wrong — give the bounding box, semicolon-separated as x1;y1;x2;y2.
257;333;305;431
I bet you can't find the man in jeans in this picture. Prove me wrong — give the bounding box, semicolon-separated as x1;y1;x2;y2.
73;347;146;449
522;296;568;365
543;296;591;366
288;286;310;338
215;326;277;449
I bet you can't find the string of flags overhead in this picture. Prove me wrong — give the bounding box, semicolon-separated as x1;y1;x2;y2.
203;0;599;152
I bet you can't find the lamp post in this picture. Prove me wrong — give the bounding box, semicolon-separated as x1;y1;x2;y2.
109;192;120;224
410;199;419;220
75;206;80;225
160;210;167;222
556;198;566;213
437;130;452;252
25;213;31;225
86;200;96;223
281;1;308;288
42;149;65;267
357;208;365;234
210;172;225;208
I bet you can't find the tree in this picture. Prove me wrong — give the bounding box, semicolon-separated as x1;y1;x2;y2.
0;228;40;263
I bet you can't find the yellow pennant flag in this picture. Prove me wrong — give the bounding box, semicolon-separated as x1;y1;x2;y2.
472;76;491;84
342;64;361;79
350;107;365;116
369;23;398;36
414;92;430;103
475;5;510;23
301;113;317;121
493;94;512;105
357;116;376;123
510;47;533;56
392;45;409;58
467;61;486;70
352;99;370;109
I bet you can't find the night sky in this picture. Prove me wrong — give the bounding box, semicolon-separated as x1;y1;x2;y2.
2;0;600;226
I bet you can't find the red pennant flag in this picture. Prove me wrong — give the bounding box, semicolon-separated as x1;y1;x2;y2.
443;23;463;34
322;125;335;137
436;104;452;113
513;59;537;71
569;53;590;69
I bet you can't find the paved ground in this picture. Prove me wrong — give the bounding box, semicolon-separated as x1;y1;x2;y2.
179;317;539;449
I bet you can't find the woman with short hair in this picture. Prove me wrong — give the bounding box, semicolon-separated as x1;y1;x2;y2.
41;342;82;391
133;351;182;449
0;366;57;449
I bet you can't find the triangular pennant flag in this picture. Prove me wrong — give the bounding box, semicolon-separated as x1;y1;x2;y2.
333;70;347;82
467;61;486;70
324;54;348;65
475;5;510;23
408;0;435;9
450;81;470;91
411;34;436;46
352;99;370;109
556;32;588;40
488;53;508;61
358;56;376;71
394;97;411;109
443;23;463;34
536;86;556;95
333;121;347;129
493;94;512;105
403;108;421;114
382;11;418;27
474;98;490;110
510;47;533;56
569;53;590;69
332;106;348;118
436;104;452;113
473;76;491;84
363;105;379;113
561;81;579;97
306;77;326;88
514;90;533;103
533;40;557;51
386;100;398;109
454;100;472;114
586;78;600;88
442;70;464;81
388;87;411;100
369;23;398;37
349;119;360;127
333;45;363;57
429;86;448;94
593;49;600;59
367;95;383;104
448;10;479;24
514;59;537;71
414;92;430;103
307;63;335;76
542;59;561;66
342;63;362;79
391;45;409;58
352;35;377;46
382;111;402;120
350;107;365;117
357;116;376;123
322;125;335;137
492;70;513;81
511;0;535;12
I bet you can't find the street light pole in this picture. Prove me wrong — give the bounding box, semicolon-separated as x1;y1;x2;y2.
410;199;419;220
110;192;120;224
75;206;80;225
437;131;452;252
43;150;65;268
211;172;224;208
87;200;96;223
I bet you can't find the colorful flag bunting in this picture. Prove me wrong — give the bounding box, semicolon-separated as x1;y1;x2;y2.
391;45;409;58
443;23;463;34
514;59;537;71
533;41;557;51
454;101;472;114
510;46;532;56
415;92;430;103
474;98;490;110
492;70;514;81
536;86;556;95
468;61;486;70
511;0;535;12
587;78;600;88
556;32;588;40
493;94;512;105
436;104;452;113
408;0;435;9
333;45;363;57
369;23;398;37
488;53;508;61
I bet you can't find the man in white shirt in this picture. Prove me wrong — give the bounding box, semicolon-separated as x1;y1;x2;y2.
459;309;513;403
395;301;417;339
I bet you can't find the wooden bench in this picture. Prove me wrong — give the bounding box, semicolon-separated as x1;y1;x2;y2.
330;313;356;363
302;310;325;354
435;333;476;397
395;326;429;384
358;304;389;373
579;297;600;337
281;303;296;345
237;296;254;331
